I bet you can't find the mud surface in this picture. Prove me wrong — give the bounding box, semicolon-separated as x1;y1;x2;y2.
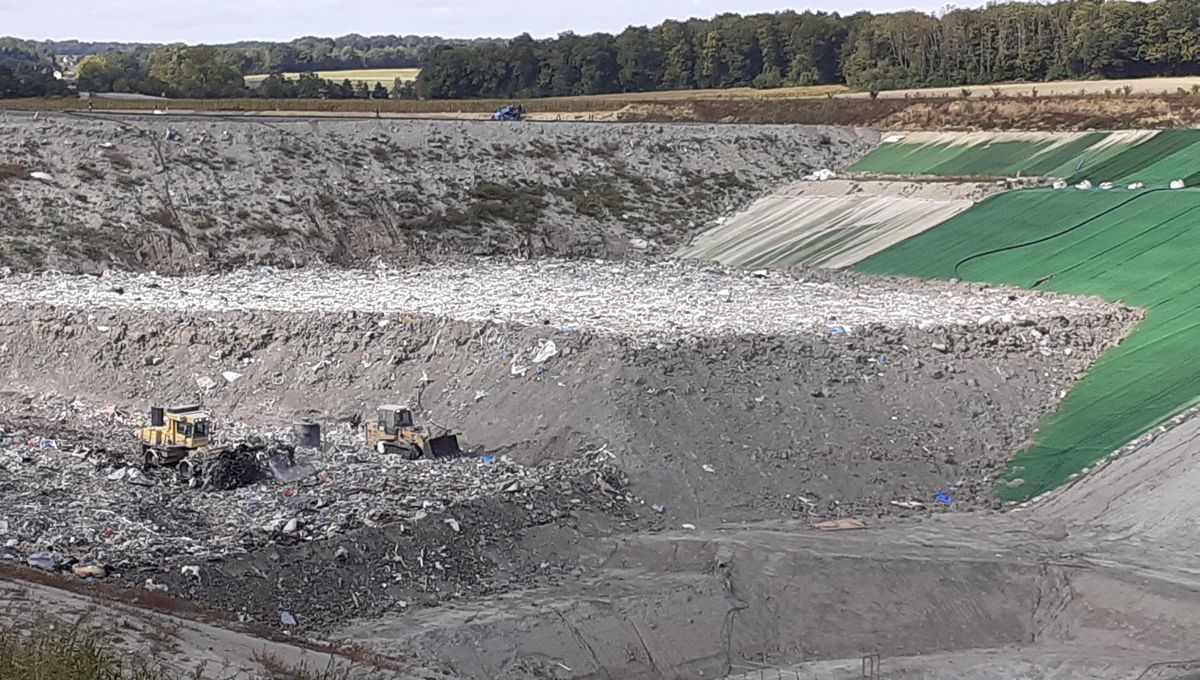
0;115;874;273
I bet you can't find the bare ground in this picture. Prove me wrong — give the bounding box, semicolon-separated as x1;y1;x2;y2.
0;114;873;274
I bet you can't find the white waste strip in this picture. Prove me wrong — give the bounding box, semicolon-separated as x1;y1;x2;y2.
0;259;1113;342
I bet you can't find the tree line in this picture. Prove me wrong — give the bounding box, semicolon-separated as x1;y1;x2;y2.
416;0;1200;98
4;0;1200;101
72;46;423;99
0;40;69;97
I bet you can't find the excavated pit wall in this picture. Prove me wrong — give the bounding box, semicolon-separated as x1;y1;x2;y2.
0;302;1138;522
0;115;875;273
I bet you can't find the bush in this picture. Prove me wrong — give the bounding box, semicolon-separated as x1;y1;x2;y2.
0;623;357;680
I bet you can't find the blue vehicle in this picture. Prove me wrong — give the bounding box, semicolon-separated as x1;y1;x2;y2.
492;105;526;121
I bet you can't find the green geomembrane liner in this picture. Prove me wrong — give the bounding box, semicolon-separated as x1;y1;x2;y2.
856;188;1200;500
851;130;1200;184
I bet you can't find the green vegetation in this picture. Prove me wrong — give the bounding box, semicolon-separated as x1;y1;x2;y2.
417;0;1200;98
0;38;70;97
0;623;354;679
8;0;1200;100
856;166;1200;499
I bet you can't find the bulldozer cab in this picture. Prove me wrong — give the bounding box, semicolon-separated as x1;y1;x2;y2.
139;405;211;466
377;405;413;434
367;405;462;459
172;413;209;441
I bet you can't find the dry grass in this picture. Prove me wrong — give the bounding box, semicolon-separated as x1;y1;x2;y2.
846;75;1200;100
0;623;358;679
7;75;1200;131
0;624;176;680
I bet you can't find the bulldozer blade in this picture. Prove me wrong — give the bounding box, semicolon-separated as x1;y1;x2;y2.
427;434;463;459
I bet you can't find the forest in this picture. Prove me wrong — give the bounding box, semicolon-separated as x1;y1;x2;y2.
416;0;1200;98
2;0;1199;100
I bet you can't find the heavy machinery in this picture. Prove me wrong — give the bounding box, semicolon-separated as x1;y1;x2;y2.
137;405;212;468
365;405;462;460
492;105;525;121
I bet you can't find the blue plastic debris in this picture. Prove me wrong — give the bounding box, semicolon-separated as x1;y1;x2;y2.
829;326;846;336
480;455;496;465
934;492;953;505
26;554;57;571
879;356;890;366
536;364;547;375
561;327;577;335
499;349;513;359
280;611;297;626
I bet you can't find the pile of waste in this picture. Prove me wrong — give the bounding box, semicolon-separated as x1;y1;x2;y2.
0;259;1119;342
0;408;632;580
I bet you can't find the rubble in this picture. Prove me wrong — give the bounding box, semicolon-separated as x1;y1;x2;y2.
0;407;632;587
0;260;1117;344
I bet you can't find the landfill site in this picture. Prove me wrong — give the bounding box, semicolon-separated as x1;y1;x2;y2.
4;114;1200;680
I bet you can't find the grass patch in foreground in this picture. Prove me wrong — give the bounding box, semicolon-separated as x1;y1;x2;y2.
0;623;352;680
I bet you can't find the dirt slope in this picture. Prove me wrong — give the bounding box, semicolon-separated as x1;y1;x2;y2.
0;268;1138;524
0;114;874;273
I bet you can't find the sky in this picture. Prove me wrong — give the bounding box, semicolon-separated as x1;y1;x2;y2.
7;0;966;43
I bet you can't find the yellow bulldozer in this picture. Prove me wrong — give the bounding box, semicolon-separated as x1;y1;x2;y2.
137;405;212;468
365;405;462;460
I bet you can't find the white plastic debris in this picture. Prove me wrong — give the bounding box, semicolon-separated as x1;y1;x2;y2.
108;466;154;486
1127;182;1145;190
1052;180;1068;190
532;340;558;364
881;134;906;144
1098;181;1114;191
1074;180;1093;190
221;371;242;383
444;517;461;533
196;375;217;390
629;238;650;250
181;565;201;579
1170;179;1186;190
802;168;838;181
29;171;56;184
0;260;1116;345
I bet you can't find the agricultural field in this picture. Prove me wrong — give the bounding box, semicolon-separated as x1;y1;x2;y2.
244;67;420;87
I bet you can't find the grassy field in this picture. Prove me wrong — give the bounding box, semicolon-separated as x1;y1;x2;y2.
849;76;1200;100
245;68;421;87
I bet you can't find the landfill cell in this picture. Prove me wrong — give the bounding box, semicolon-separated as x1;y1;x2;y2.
857;187;1200;500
